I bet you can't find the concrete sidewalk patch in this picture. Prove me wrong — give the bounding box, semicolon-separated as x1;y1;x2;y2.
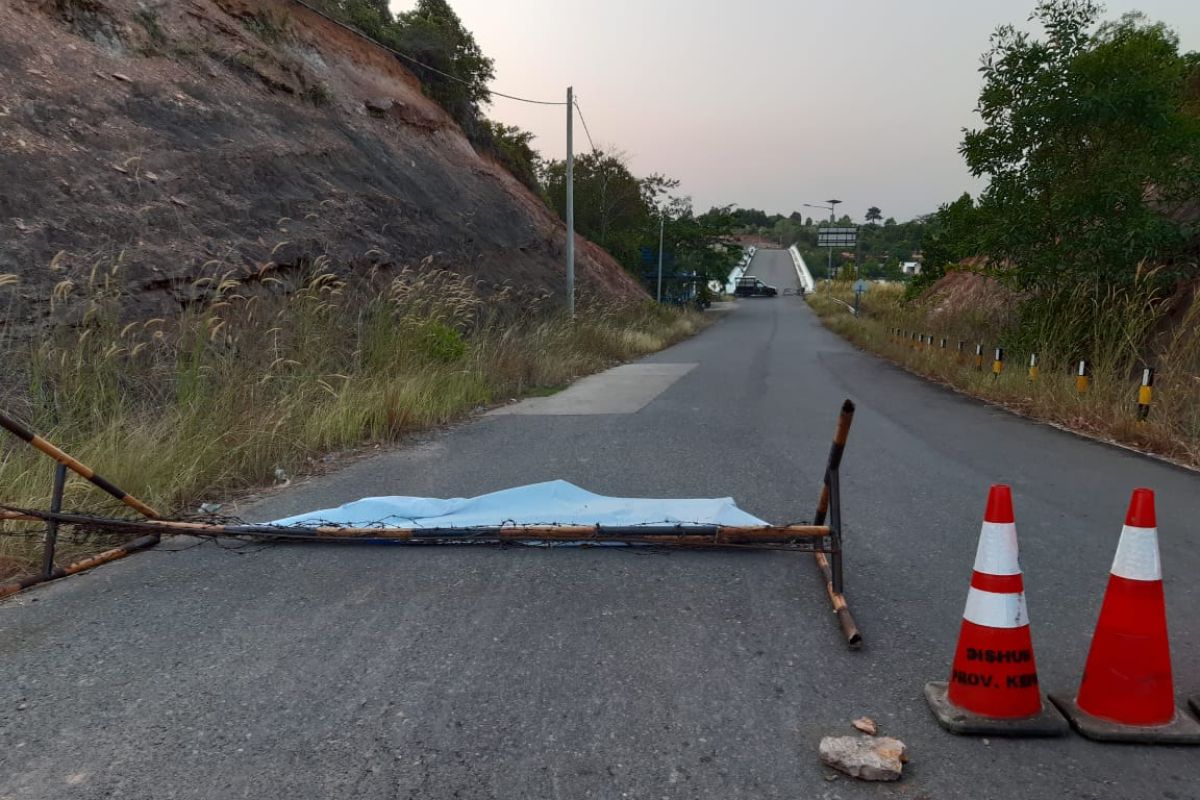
489;363;697;416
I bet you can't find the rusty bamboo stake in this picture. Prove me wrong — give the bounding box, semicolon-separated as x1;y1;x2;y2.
0;534;160;600
0;505;831;545
0;411;161;519
813;399;862;648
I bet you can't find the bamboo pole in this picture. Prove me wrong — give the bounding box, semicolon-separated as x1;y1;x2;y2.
0;534;160;600
0;505;831;545
813;399;862;648
0;411;161;519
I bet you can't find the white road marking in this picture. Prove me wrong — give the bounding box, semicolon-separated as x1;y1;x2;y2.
489;363;698;416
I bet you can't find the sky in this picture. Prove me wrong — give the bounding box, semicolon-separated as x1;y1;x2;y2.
392;1;1200;223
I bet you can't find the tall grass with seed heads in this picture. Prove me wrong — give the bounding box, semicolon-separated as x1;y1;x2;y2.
0;258;704;577
807;277;1200;467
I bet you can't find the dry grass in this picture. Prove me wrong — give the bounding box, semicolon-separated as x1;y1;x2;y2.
808;280;1200;468
0;259;706;578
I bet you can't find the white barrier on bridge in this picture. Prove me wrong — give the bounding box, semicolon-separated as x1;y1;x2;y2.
724;246;757;294
789;245;815;293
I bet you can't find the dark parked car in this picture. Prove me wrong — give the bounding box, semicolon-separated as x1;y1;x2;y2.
734;276;778;297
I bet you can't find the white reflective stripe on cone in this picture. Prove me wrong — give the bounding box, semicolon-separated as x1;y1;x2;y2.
963;587;1029;628
973;521;1021;576
1111;525;1162;581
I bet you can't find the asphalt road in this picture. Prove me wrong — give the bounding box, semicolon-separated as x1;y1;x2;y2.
3;249;1199;799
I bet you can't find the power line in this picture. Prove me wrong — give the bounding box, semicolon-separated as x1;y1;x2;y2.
573;98;599;154
288;0;568;106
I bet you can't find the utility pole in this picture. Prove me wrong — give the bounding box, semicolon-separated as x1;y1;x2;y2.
656;209;665;303
805;199;842;281
565;86;575;317
827;199;840;279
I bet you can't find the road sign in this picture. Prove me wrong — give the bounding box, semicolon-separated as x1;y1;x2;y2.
853;279;869;294
818;227;858;248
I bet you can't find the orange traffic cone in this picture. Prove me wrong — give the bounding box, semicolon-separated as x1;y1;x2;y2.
925;485;1067;735
1050;489;1200;743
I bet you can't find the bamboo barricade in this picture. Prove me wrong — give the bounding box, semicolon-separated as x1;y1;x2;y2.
1;402;863;646
0;506;833;547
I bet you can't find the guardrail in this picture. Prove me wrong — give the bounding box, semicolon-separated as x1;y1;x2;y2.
789;245;815;293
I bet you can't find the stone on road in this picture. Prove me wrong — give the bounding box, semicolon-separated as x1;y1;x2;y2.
852;716;878;736
2;249;1199;799
819;734;907;781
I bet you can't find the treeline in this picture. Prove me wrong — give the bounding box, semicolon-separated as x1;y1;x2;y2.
729;208;926;280
540;152;740;287
912;0;1200;361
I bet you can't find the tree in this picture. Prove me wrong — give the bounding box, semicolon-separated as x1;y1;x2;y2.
865;206;883;224
314;2;514;181
542;154;737;284
542;150;665;269
363;0;390;17
391;0;495;132
906;193;985;297
477;121;540;193
962;0;1200;289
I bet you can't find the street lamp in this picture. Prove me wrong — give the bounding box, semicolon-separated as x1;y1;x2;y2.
656;207;665;303
804;199;843;279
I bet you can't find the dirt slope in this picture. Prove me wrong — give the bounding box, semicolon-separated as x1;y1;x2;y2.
0;0;643;333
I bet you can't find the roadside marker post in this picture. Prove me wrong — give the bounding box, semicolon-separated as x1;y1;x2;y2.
1137;368;1154;421
957;340;966;363
975;344;984;371
1076;360;1090;394
1028;354;1039;383
940;337;948;351
992;348;1004;378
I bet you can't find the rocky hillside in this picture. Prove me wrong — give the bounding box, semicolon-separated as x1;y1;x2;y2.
0;0;643;334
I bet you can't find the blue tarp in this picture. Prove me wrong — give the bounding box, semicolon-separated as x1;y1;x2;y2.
270;480;767;528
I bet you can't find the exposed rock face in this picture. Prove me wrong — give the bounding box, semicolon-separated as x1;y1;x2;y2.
818;735;907;782
0;0;643;335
